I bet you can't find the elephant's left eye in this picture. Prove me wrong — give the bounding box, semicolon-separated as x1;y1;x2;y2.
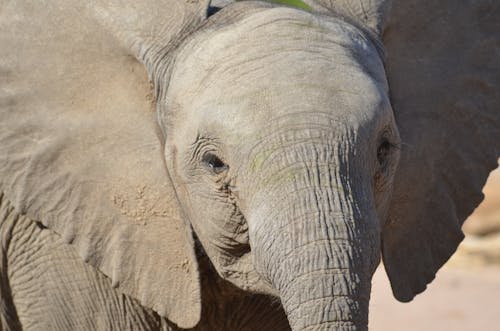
202;153;229;174
377;138;394;167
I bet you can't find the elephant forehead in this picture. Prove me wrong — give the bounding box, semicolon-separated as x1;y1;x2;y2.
168;7;389;135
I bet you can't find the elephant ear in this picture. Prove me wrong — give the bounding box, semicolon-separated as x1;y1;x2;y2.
381;0;499;301
0;0;209;327
302;0;392;34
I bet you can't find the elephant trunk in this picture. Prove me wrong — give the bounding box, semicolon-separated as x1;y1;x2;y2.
246;140;379;330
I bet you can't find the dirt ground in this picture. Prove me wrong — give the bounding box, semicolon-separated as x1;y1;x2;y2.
370;164;500;331
370;263;500;331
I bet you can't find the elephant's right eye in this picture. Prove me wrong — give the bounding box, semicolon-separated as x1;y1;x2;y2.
202;153;229;174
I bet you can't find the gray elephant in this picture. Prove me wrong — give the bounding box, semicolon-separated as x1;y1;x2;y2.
0;0;498;330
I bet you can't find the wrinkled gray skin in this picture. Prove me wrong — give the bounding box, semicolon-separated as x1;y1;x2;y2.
1;0;498;330
3;7;393;331
0;196;288;331
1;5;393;330
161;8;396;330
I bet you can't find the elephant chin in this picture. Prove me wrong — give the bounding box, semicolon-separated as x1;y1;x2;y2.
246;161;378;330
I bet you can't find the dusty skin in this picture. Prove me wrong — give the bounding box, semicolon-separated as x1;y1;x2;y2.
0;0;498;330
371;163;500;331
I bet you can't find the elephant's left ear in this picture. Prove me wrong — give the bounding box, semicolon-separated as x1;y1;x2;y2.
302;0;392;34
0;0;209;328
380;0;499;302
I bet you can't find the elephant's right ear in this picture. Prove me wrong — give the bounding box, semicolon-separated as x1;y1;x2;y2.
0;0;209;328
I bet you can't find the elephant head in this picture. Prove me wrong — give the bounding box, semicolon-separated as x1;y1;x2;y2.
158;6;397;328
0;0;498;330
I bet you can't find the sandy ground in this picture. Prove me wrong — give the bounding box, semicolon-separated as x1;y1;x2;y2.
369;164;500;331
369;263;500;331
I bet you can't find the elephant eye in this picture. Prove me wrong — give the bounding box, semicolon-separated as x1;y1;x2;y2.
202;153;229;174
377;138;393;167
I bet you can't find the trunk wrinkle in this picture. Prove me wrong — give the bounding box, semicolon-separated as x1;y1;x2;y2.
284;293;368;316
246;136;375;331
281;238;357;261
280;271;370;310
301;321;358;331
255;200;361;239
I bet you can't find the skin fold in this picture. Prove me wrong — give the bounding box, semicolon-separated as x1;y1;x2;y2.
0;0;498;330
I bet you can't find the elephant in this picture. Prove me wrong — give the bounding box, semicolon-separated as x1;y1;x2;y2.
0;0;498;330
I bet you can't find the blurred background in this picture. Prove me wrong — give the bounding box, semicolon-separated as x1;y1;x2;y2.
370;160;500;330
